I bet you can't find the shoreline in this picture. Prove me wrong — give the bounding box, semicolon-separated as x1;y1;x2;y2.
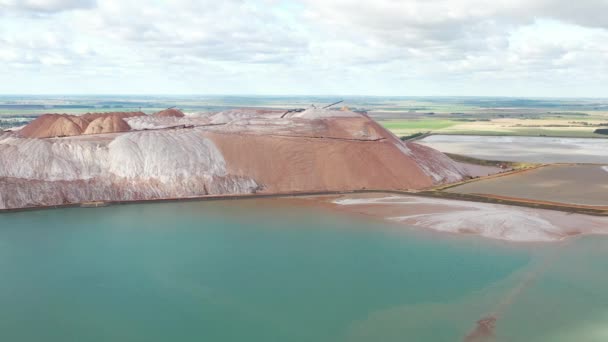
323;193;608;243
2;187;606;217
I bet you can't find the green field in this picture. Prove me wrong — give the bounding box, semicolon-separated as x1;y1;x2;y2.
380;119;457;131
379;116;608;139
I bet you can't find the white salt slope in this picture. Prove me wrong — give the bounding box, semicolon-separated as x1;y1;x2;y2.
125;115;211;130
108;130;227;181
0;130;258;209
405;142;467;184
0;130;237;181
289;108;360;119
4;125;27;132
0;133;108;180
125;110;278;128
208;110;279;124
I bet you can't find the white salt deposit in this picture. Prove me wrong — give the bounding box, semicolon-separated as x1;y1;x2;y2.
411;155;466;184
406;142;468;184
0;130;230;182
333;196;406;206
0;130;258;209
394;140;412;155
125;115;211;130
0;134;108;181
4;125;26;132
333;195;606;242
108;130;227;182
290;108;359;119
208;110;271;124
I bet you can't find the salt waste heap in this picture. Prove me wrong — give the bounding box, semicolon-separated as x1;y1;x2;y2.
0;108;468;210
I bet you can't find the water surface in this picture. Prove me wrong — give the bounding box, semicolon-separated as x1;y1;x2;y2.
419;135;608;163
0;200;606;341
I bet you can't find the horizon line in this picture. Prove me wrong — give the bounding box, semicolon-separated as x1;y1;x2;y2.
1;94;607;100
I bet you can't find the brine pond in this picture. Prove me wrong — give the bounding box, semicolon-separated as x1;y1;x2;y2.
1;199;607;342
418;135;608;164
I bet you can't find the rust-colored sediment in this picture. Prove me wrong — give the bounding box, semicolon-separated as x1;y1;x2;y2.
464;316;497;342
463;251;561;341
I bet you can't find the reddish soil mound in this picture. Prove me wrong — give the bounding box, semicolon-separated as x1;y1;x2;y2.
84;116;131;135
19;114;90;138
19;112;143;138
206;131;435;192
203;112;465;191
154;108;185;118
81;111;144;122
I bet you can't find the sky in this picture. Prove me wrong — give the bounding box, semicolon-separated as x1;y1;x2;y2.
0;0;607;97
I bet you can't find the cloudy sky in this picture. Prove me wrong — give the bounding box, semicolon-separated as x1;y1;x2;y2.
0;0;607;96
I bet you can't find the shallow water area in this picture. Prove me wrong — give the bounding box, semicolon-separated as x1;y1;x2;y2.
0;199;606;341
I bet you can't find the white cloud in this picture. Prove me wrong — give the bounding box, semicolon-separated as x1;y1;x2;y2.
0;0;607;96
0;0;95;13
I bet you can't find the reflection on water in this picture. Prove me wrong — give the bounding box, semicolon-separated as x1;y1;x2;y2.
0;200;605;341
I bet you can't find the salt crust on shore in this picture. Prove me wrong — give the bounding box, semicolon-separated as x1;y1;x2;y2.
333;195;608;242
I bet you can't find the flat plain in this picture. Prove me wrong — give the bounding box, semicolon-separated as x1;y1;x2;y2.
446;164;608;207
3;96;608;138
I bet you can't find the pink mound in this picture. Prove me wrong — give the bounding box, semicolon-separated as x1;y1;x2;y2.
154;108;185;118
203;112;465;192
19;112;143;138
19;114;89;138
84;116;131;135
81;111;144;122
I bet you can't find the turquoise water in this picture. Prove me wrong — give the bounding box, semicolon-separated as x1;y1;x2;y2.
0;200;606;341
